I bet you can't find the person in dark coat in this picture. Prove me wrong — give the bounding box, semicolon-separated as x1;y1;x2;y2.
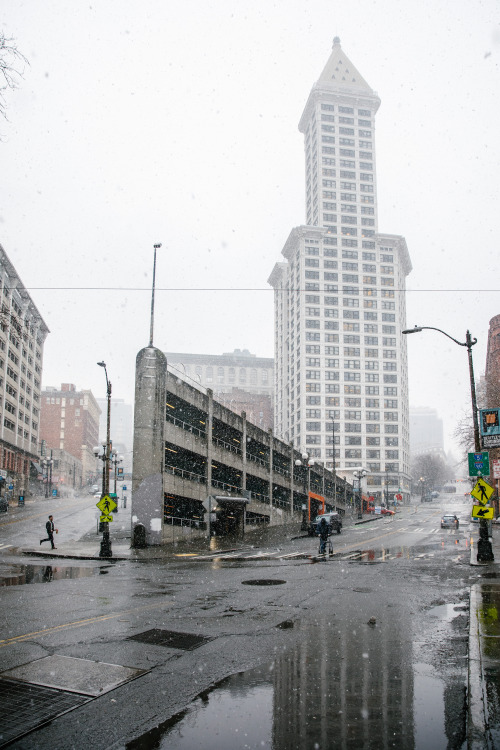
40;515;57;549
318;516;329;554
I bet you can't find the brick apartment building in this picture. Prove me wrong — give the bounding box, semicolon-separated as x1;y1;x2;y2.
40;384;101;489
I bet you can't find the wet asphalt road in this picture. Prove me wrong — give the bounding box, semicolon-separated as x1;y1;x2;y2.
0;497;480;749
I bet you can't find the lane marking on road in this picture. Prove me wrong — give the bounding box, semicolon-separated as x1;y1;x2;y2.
0;601;173;649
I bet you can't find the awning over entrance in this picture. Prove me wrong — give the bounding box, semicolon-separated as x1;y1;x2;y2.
30;461;43;477
213;495;249;507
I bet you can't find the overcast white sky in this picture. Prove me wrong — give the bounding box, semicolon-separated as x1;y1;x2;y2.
1;0;500;454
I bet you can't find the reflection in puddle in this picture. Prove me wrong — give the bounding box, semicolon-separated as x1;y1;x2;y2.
0;563;102;586
128;667;273;749
333;541;464;565
129;613;420;749
413;662;446;749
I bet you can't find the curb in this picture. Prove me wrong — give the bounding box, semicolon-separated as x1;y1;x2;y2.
468;585;493;750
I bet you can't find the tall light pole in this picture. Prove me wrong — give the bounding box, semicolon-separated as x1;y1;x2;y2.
353;469;367;520
403;325;493;561
97;361;112;557
112;451;123;496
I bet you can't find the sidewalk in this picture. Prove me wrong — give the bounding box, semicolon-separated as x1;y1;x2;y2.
22;510;384;563
468;526;500;749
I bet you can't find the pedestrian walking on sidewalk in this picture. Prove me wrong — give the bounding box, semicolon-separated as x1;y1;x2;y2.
40;515;58;549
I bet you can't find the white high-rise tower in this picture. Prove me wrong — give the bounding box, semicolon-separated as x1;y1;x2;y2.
268;38;412;501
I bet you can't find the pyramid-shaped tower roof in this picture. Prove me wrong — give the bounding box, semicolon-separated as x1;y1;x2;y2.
299;37;380;132
318;36;373;90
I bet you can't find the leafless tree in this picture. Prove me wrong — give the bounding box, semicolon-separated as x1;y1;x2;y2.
411;453;452;492
0;32;28;121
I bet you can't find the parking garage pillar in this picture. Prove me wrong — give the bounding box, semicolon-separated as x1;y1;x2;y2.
241;411;247;490
268;428;273;515
131;346;166;546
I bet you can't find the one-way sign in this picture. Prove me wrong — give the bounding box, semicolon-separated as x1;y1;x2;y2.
471;505;494;519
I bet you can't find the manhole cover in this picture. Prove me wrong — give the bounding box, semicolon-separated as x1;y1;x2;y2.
127;629;212;651
0;678;90;747
242;579;286;586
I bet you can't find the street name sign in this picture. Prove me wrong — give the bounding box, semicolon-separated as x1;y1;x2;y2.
468;452;490;477
470;477;495;505
96;495;118;513
100;513;114;523
471;505;494;520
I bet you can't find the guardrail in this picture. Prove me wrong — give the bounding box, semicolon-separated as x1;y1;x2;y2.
164;465;206;484
246;452;269;469
212;436;242;455
165;413;206;438
211;478;241;493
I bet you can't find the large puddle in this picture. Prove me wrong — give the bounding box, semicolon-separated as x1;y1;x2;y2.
127;596;465;750
0;562;109;586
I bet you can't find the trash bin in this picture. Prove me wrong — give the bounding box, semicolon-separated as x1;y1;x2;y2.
132;523;147;548
18;495;25;506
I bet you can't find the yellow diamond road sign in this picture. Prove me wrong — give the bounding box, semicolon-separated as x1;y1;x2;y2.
96;495;117;513
100;513;113;523
471;505;494;519
470;477;495;505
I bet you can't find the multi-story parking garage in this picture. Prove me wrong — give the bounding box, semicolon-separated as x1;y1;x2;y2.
132;345;353;545
163;368;352;536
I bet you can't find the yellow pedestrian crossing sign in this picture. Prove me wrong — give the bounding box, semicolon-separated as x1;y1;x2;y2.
96;495;117;513
470;477;495;505
471;505;494;519
100;513;114;522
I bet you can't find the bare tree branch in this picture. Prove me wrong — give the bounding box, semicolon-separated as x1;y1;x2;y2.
0;32;29;121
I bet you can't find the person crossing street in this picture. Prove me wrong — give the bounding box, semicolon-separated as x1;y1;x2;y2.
40;515;58;549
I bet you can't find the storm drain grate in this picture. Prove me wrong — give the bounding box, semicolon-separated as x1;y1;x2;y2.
127;629;212;651
0;678;90;747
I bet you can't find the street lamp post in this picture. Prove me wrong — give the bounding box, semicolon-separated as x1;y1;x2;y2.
353;469;367;520
419;477;426;503
112;451;123;496
43;453;53;499
96;361;112;558
403;325;493;561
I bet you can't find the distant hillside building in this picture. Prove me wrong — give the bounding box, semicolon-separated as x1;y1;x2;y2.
409;407;445;458
40;384;101;488
96;398;133;471
165;349;274;430
0;244;49;497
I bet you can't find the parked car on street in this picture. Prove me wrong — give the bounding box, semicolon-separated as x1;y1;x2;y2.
310;512;342;536
380;508;395;515
441;514;459;529
0;496;8;512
